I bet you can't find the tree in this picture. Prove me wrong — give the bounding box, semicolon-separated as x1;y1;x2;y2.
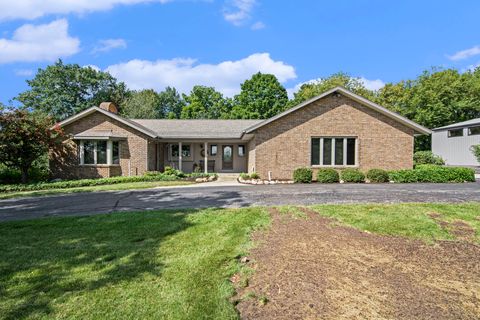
159;87;186;119
16;60;130;121
376;68;480;150
120;89;164;119
288;72;375;107
231;73;288;119
181;86;232;119
0;109;62;183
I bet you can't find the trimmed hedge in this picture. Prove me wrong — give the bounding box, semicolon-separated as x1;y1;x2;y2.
389;165;475;183
293;167;313;183
366;169;390;183
341;169;365;183
316;168;339;183
0;170;217;193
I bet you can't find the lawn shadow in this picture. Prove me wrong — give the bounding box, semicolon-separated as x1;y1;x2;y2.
0;209;196;319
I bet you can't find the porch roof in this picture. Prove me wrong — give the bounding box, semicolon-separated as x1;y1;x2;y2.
72;129;128;140
131;119;262;139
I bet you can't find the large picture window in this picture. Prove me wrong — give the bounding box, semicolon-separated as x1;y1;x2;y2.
311;137;357;167
79;140;119;165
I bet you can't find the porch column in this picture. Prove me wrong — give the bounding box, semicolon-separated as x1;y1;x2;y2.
204;142;208;173
178;142;183;171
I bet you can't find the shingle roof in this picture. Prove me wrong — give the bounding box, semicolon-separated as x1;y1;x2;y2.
131;119;263;139
432;118;480;131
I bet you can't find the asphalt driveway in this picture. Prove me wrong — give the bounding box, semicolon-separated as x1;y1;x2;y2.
1;182;480;222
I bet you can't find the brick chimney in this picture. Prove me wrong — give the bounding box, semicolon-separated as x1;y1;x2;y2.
99;102;118;114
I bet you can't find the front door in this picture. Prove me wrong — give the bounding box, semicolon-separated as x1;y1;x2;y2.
222;145;233;170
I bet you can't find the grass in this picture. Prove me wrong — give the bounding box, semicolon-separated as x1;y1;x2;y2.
310;203;480;242
1;203;479;319
0;208;270;320
0;180;195;199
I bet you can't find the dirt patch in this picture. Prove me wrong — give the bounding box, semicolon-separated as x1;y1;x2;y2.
235;208;480;320
428;212;476;241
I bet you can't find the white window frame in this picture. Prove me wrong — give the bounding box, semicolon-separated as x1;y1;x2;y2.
79;140;119;166
169;144;192;160
311;137;358;167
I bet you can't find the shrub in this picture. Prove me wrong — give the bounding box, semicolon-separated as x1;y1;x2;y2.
250;172;260;179
341;168;365;183
413;151;445;166
239;172;250;180
316;168;339;183
389;166;475;183
293;167;312;183
366;169;390;183
471;145;480;164
163;166;185;178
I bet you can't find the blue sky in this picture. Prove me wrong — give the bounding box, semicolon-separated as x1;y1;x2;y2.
1;0;479;104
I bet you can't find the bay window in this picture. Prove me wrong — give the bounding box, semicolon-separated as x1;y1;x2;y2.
311;137;357;167
79;140;120;165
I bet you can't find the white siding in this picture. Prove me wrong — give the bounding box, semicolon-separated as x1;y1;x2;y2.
432;128;480;165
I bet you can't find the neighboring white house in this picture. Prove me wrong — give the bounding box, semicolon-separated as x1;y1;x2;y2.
432;118;480;166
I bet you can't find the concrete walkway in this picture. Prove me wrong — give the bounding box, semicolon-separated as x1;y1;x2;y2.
1;181;479;222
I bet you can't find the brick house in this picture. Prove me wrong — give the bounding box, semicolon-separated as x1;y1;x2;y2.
51;87;431;180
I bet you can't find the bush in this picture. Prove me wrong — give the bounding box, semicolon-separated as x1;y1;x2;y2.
389;165;475;183
250;172;260;179
163;166;185;178
413;151;445;166
293;167;312;183
341;168;365;183
366;169;390;183
239;172;250;180
471;145;480;164
316;168;339;183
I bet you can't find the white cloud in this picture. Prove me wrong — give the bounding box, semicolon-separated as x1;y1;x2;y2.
92;38;127;53
223;0;256;26
0;19;80;64
358;77;385;91
251;21;265;30
0;0;172;21
106;52;297;97
448;45;480;61
14;69;34;76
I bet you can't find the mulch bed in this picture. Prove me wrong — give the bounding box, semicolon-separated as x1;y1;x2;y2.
234;208;480;320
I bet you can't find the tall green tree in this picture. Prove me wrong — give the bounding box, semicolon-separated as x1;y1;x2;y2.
377;67;480;150
16;60;130;121
181;86;232;119
159;87;186;119
120;89;164;119
0;109;62;183
289;72;375;107
231;73;288;119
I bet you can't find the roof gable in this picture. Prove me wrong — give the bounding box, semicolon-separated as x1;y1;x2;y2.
245;87;431;135
55;106;158;138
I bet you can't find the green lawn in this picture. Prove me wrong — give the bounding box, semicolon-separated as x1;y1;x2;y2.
1;203;479;319
0;180;195;199
310;203;480;242
0;208;270;320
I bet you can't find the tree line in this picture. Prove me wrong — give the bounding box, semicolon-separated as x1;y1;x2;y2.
2;60;480;182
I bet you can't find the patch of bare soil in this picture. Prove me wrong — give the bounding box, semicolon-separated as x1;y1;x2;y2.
428;212;476;241
235;208;480;320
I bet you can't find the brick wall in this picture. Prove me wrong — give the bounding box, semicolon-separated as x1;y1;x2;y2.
251;94;415;180
50;111;151;179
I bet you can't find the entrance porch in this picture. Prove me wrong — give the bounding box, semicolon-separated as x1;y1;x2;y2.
157;141;248;174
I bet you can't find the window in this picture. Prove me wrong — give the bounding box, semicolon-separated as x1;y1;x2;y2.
79;140;117;165
468;126;480;136
311;137;357;166
210;144;217;156
112;141;120;164
171;144;190;158
448;129;463;137
238;145;245;157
